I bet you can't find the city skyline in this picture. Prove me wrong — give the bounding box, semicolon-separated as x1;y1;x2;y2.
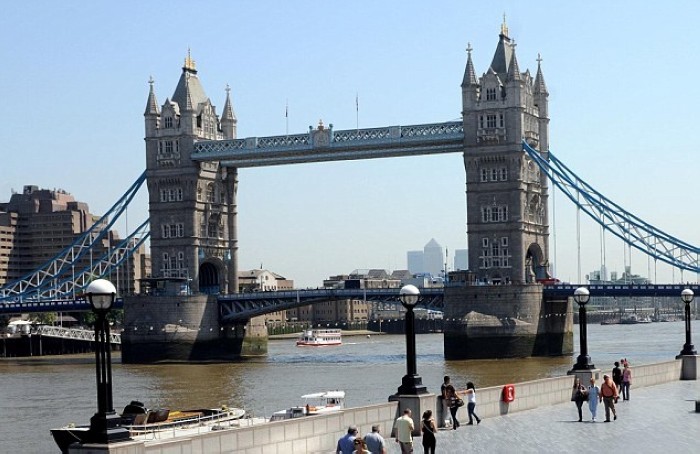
2;2;699;288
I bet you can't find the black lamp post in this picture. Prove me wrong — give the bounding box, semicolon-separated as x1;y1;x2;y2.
679;289;697;356
571;287;596;371
86;279;131;444
395;285;428;395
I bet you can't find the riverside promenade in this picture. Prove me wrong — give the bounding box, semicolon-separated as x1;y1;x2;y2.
381;379;699;454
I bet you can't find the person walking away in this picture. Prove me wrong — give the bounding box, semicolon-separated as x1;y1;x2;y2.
622;362;632;400
440;375;452;428
571;377;587;422
421;410;437;454
337;426;358;454
600;374;618;422
352;438;371;454
612;362;622;399
363;425;386;454
465;381;482;425
446;384;461;429
588;377;600;422
394;408;414;454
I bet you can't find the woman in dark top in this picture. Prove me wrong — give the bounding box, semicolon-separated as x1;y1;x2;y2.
446;384;461;429
421;409;437;454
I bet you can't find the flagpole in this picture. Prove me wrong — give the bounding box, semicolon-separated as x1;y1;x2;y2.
285;99;289;137
355;92;359;132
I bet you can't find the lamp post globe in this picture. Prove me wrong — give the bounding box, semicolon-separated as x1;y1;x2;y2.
399;284;420;308
86;279;130;444
679;289;696;356
571;286;595;371
86;279;117;312
393;284;427;396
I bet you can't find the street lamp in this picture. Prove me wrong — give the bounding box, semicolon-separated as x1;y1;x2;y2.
394;284;428;395
86;279;131;444
571;287;596;371
679;289;697;356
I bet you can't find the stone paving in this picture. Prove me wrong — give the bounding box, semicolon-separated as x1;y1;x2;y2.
380;380;699;454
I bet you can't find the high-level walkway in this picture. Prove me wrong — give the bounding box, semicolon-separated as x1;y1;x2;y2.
383;380;698;453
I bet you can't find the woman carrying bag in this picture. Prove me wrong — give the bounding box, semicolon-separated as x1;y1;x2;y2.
571;377;588;422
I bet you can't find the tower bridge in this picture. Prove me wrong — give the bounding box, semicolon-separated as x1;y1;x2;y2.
2;19;698;362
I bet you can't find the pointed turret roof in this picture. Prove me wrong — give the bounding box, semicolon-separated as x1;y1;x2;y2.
489;16;513;80
221;84;237;122
461;43;478;87
507;48;521;82
533;53;549;95
144;76;160;116
171;51;209;112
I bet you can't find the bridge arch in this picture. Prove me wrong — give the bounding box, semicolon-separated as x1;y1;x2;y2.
525;243;546;283
199;258;226;294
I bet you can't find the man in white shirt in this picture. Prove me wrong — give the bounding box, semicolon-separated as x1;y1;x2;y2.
393;408;414;454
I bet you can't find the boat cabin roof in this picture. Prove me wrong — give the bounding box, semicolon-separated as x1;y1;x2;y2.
301;391;345;400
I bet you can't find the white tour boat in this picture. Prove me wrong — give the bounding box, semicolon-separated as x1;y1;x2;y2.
296;328;342;346
269;391;345;421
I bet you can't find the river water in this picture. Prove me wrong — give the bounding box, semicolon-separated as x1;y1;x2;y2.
1;321;695;453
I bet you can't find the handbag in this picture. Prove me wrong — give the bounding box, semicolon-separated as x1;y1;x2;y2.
455;397;465;407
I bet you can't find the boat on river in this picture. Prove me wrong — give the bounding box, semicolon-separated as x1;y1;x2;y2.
620;314;652;324
50;401;245;453
269;391;345;421
296;328;342;346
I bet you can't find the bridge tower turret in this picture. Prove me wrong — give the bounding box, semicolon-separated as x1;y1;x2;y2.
142;52;236;295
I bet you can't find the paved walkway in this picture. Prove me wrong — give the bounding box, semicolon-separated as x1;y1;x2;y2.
384;380;700;453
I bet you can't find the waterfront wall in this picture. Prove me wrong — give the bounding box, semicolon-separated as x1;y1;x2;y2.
68;359;684;454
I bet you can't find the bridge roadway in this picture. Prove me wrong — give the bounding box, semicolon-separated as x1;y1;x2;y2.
218;283;700;323
0;298;123;315
2;284;699;317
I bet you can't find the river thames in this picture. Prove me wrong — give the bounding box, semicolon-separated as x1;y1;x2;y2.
1;320;696;453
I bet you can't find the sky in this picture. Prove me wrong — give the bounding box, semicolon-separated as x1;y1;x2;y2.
1;1;698;288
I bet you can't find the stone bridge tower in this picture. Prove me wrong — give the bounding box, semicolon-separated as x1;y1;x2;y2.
123;54;266;363
461;19;551;284
143;53;238;294
444;20;571;359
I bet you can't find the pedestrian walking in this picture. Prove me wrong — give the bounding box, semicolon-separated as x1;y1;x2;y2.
440;375;452;428
445;384;462;429
393;408;414;454
600;374;619;422
622;362;632;400
612;361;622;398
465;381;482;425
587;377;600;422
337;426;358;454
571;377;588;422
421;410;437;454
352;438;371;454
363;425;386;454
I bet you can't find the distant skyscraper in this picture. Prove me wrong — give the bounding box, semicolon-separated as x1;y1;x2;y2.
423;238;443;277
407;250;423;274
454;249;468;270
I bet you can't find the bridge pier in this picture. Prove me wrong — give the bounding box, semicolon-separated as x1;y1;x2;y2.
121;295;267;363
443;284;573;359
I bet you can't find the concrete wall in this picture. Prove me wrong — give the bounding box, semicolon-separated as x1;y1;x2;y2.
70;359;684;454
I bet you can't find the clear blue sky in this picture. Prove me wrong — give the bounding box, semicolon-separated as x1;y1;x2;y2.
1;1;698;287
